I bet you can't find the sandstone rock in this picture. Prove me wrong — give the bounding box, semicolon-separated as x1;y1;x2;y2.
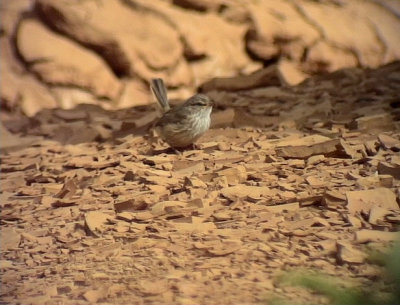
17;19;122;100
378;134;400;150
151;201;187;216
355;229;399;243
378;161;400;180
2;0;400;118
201;65;282;92
346;188;399;215
349;1;400;62
221;185;274;201
83;289;105;303
306;41;358;72
349;113;394;131
134;0;253;84
368;206;392;225
84;211;112;236
277;59;309;86
275;135;342;159
0;227;21;251
0;123;39;153
50;87;101;110
211;109;235;128
1;37;57;116
215;165;247;185
246;1;319;61
322;190;346;207
35;0;185;86
336;241;366;264
219;2;250;24
0;0;31;35
172;0;222;12
201;60;308;92
118;80;152;109
299;1;384;67
137;279;169;296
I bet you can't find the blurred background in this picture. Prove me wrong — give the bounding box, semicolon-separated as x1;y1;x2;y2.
1;0;400;116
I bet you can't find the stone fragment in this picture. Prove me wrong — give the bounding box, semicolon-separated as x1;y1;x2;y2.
211;109;236;128
283;217;330;231
355;176;391;189
355;230;399;243
307;155;325;166
138;280;168;296
184;177;207;188
277;58;309;86
151;201;187;215
220;185;274;201
114;199;148;213
378;161;400;179
364;140;378;156
345;215;362;228
276;135;342;159
306;41;358;72
368;206;392;225
340;140;365;159
349;113;393;131
55;180;78;199
0;227;21;251
319;240;337;255
378;134;400;150
0;122;39;153
336;241;366;264
83;289;105;303
118;80;152;108
262;202;300;213
171;220;216;232
305;176;326;188
346;188;398;215
206;240;242;256
0;260;14;269
322;190;346;207
201;65;282;92
379;175;393;188
215;165;247;185
84;211;111;236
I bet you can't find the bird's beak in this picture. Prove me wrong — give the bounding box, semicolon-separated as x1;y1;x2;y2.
208;99;214;107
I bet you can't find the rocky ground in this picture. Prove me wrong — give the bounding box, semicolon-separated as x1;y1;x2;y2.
2;0;400;304
1;60;400;304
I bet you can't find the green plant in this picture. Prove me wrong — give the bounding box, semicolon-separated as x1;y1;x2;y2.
268;238;400;305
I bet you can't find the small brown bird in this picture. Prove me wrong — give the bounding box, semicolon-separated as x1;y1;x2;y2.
150;78;213;148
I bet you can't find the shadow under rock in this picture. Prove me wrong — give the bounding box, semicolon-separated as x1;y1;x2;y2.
1;103;160;147
2;61;400;150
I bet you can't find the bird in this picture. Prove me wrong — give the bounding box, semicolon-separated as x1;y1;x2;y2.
150;78;213;148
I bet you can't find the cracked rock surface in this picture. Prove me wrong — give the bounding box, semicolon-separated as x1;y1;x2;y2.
1;60;400;304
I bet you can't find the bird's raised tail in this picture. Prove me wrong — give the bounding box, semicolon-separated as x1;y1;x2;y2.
150;78;170;113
